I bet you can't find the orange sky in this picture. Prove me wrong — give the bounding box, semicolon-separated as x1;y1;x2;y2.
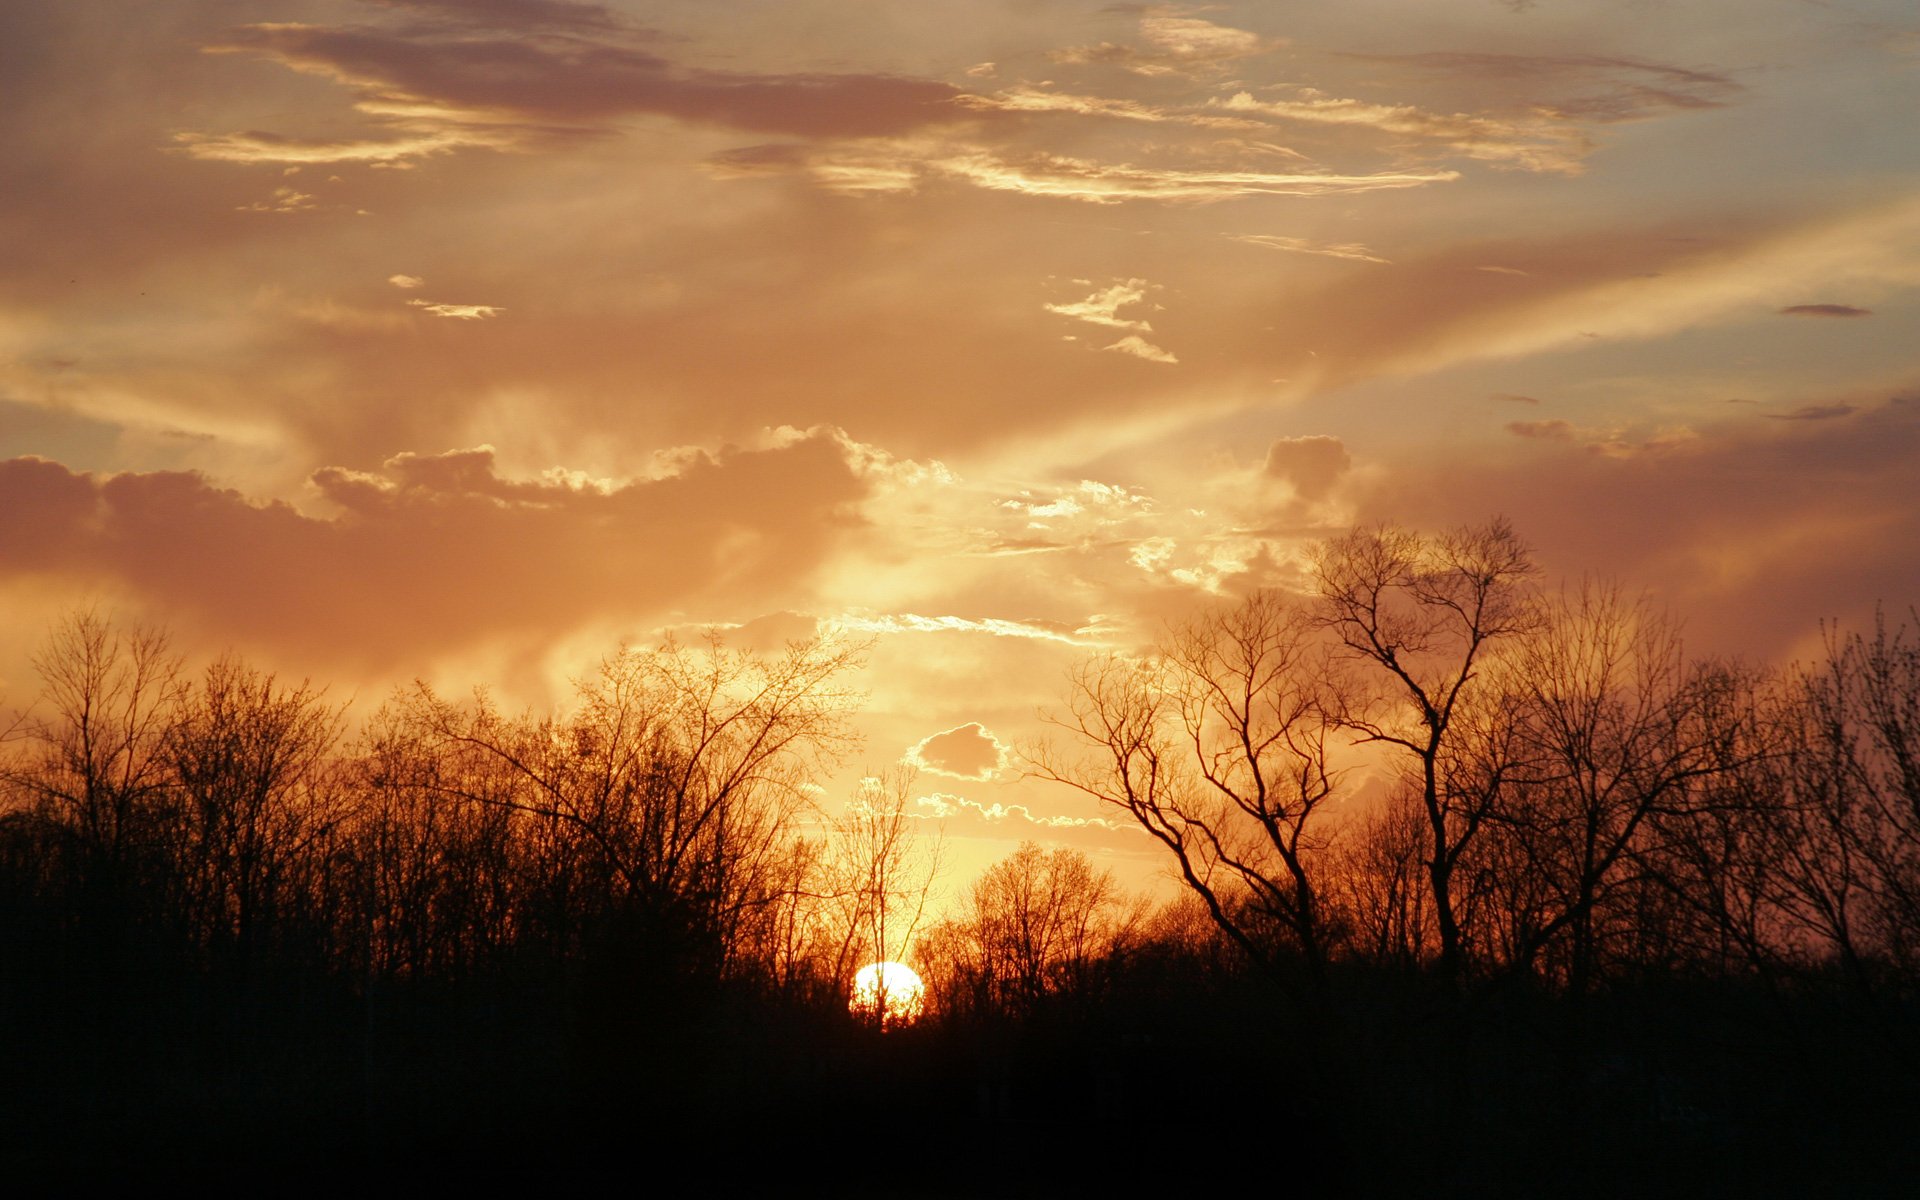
3;0;1918;897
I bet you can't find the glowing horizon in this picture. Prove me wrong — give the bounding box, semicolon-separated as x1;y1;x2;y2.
2;0;1916;901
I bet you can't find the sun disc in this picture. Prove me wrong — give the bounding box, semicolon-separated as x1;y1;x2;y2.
850;960;925;1025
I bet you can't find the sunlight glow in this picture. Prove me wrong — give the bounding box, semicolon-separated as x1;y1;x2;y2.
850;961;926;1027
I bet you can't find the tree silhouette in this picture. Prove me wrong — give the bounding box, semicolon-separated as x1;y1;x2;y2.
1473;582;1727;989
1031;590;1341;982
1312;517;1537;982
920;841;1135;1018
396;630;864;982
167;654;346;982
10;609;183;892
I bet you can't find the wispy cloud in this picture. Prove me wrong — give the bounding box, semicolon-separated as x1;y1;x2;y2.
1228;233;1390;264
1104;334;1178;364
715;139;1456;203
955;86;1259;129
1767;403;1857;421
1340;50;1741;122
1045;279;1156;331
1051;13;1280;78
1779;303;1872;317
826;612;1103;646
360;0;635;34
176;126;511;165
929;148;1456;203
180;19;974;167
1210;89;1591;174
911;792;1126;832
407;299;503;319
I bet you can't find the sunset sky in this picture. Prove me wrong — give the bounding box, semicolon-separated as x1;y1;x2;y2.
3;0;1917;894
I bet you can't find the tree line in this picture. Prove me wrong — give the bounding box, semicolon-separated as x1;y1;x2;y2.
2;518;1916;1188
1033;518;1920;1006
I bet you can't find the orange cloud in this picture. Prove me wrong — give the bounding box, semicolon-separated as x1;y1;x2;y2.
1262;436;1352;501
407;299;504;320
905;722;1011;780
0;432;870;669
1210;90;1591;174
183;17;979;167
1051;13;1280;78
1103;334;1179;364
1779;303;1871;317
1229;233;1390;264
1359;394;1920;661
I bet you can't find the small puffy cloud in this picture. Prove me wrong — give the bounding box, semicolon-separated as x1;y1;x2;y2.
1490;392;1543;405
236;186;315;214
965;62;997;78
388;274;425;289
1262;435;1351;501
1130;536;1176;573
905;722;1011;780
995;479;1157;539
1045;279;1155;331
1778;303;1871;318
1104;334;1178;364
407;299;504;320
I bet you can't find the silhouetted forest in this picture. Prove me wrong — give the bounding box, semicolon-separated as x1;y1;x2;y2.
4;519;1917;1193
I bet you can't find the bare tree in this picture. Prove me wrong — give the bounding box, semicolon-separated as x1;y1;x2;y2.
758;767;945;1015
8;609;184;890
1812;609;1920;977
1032;590;1341;980
826;768;942;1015
165;654;348;979
1478;583;1725;989
1640;663;1786;977
398;630;865;979
1311;517;1537;981
1329;788;1436;969
1712;610;1920;988
920;841;1136;1018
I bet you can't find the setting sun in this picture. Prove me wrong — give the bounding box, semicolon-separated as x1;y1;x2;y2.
0;0;1913;1190
849;961;926;1027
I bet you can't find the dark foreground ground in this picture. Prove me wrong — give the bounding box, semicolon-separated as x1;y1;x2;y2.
7;962;1917;1197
